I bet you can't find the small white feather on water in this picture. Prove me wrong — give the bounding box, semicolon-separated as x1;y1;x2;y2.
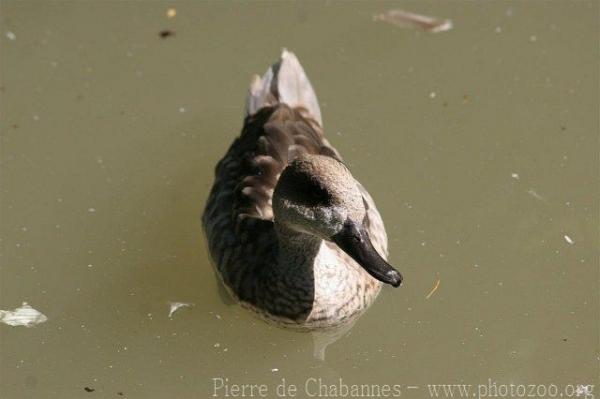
0;303;48;327
563;235;574;245
168;302;192;318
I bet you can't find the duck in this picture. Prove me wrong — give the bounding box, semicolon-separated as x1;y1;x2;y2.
202;50;402;330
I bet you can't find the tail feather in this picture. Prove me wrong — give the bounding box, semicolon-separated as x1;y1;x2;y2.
245;49;323;126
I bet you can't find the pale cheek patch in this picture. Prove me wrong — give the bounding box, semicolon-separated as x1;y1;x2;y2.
287;202;347;237
313;206;346;236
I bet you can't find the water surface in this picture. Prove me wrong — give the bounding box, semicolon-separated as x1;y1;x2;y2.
1;1;598;398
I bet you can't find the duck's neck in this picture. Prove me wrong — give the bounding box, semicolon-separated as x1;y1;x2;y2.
274;223;322;274
255;223;321;321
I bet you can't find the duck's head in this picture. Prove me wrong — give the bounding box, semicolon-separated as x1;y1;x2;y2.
273;154;402;287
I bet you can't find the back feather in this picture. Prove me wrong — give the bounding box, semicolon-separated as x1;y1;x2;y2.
246;49;323;127
204;49;342;272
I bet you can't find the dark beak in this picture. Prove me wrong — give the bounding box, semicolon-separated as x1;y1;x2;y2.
331;220;403;287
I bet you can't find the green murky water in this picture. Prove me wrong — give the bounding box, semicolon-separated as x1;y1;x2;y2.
1;1;598;398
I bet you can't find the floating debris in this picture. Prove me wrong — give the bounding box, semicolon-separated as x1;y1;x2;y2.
425;275;441;299
373;9;452;33
84;387;95;393
167;302;192;318
159;29;175;39
526;188;546;202
511;173;520;180
5;31;16;40
563;235;574;245
166;8;177;18
0;303;48;327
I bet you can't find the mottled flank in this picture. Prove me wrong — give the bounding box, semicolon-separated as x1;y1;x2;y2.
202;50;392;329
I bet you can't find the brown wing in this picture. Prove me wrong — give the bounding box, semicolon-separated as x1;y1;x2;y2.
202;103;342;296
231;104;342;229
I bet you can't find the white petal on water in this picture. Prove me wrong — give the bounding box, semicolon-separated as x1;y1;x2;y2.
563;235;574;245
167;302;192;318
0;303;48;327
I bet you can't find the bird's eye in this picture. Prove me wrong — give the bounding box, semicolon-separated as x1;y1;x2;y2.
281;168;332;207
304;185;330;205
